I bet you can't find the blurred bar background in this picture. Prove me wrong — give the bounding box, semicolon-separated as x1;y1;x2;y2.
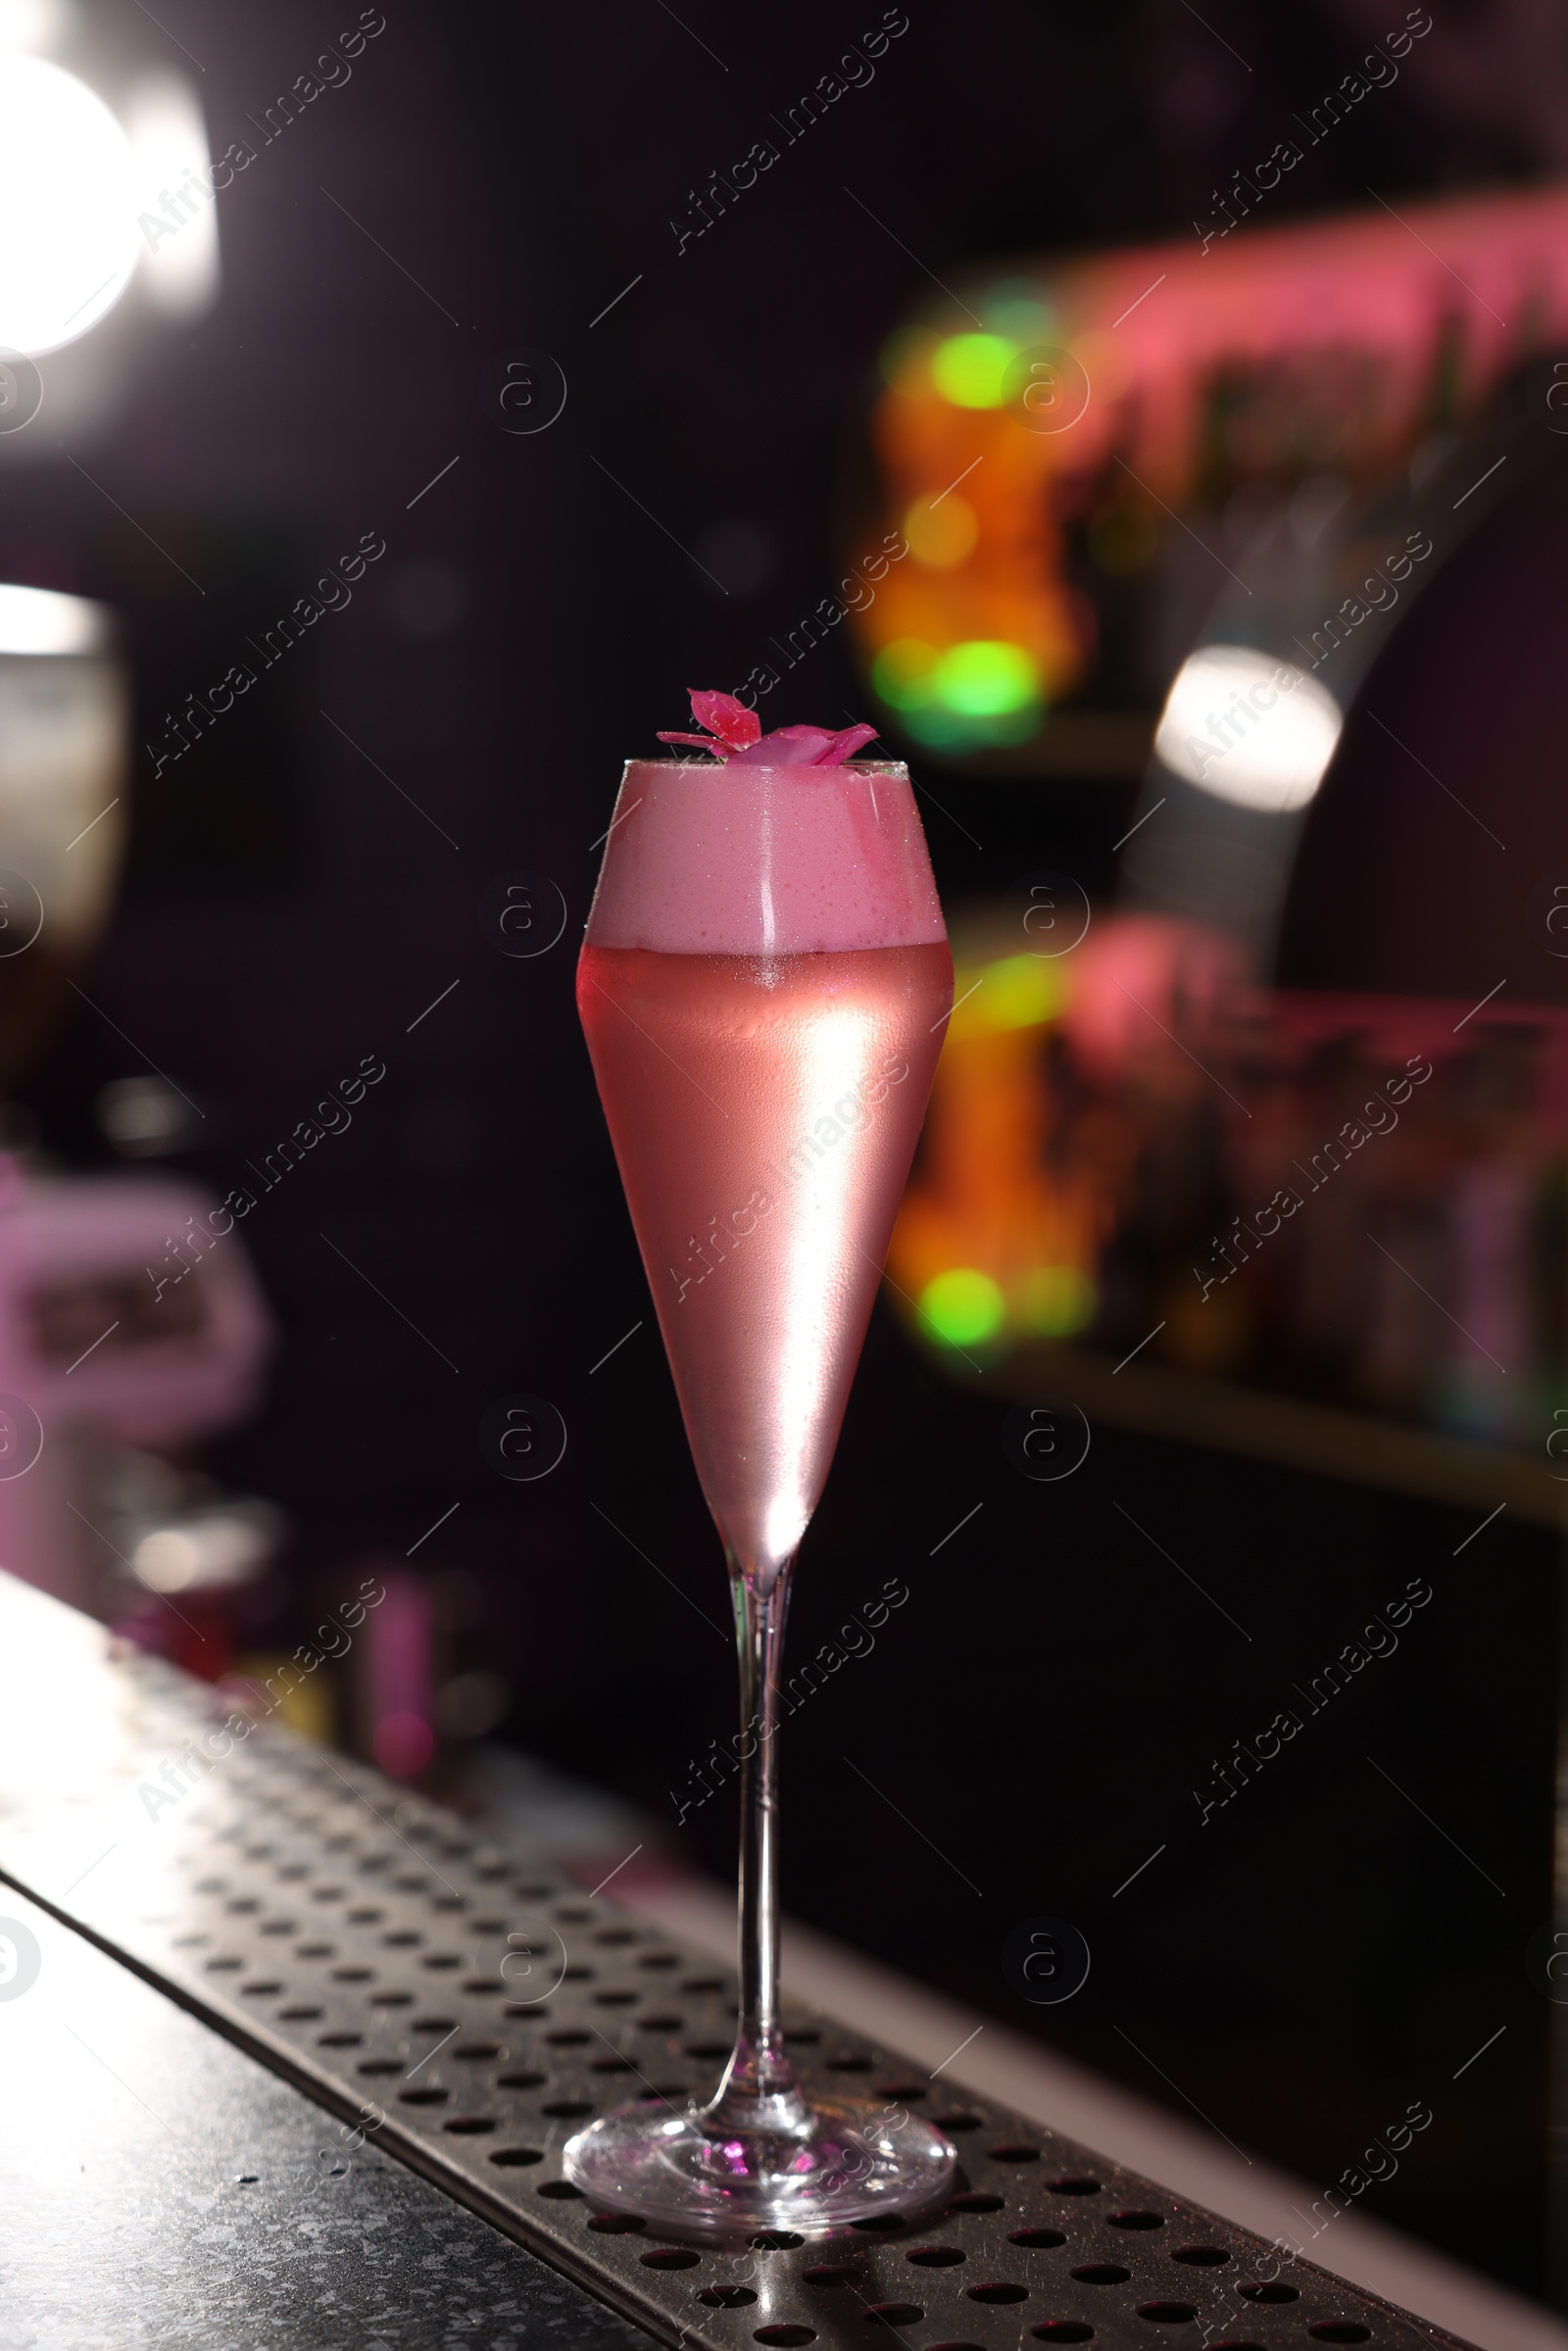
1;0;1566;2320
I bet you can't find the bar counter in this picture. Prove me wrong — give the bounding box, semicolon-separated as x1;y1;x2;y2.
0;1569;1523;2349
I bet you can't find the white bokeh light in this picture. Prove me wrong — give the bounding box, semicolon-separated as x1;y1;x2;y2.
0;52;138;354
124;70;219;318
1155;643;1345;813
0;582;107;653
132;1514;268;1593
0;0;72;52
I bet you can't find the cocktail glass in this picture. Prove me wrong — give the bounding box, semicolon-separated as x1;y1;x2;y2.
565;751;956;2235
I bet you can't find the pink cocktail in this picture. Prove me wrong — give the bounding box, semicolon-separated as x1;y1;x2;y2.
567;715;956;2233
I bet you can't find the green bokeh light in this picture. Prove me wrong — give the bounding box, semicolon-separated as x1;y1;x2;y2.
896;704;971;748
1019;1264;1097;1337
978;955;1066;1030
982;275;1051;344
934;639;1039;715
873;637;1044;752
920;1266;1006;1346
871;637;938;710
931;331;1017;408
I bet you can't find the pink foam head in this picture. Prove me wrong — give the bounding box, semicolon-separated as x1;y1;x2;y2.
584;758;947;955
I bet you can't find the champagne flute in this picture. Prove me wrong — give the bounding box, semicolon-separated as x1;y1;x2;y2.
566;709;955;2234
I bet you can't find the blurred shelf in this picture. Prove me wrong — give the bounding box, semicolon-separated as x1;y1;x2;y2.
919;710;1158;779
981;1340;1568;1528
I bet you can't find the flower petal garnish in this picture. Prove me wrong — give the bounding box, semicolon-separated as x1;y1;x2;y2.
687;689;760;751
656;732;730;757
812;723;880;765
658;692;880;766
727;725;840;766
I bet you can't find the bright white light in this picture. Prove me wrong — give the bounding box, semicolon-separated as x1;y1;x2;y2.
763;1000;881;1572
0;53;138;353
133;1514;268;1593
1154;643;1344;813
0;0;71;53
0;581;107;653
124;71;219;319
132;1529;199;1592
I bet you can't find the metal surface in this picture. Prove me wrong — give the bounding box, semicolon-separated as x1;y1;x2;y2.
0;1881;656;2351
0;1570;1478;2351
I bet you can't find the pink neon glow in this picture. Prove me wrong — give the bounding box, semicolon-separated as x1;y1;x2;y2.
1013;184;1568;495
584;759;946;956
373;1710;434;1778
366;1568;433;1781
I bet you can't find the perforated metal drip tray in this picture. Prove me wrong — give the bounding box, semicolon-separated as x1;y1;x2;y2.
0;1593;1473;2351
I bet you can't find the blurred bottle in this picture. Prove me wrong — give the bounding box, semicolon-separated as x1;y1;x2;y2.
1432;1031;1541;1443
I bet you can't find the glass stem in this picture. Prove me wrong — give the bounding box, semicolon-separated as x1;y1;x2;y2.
709;1556;809;2130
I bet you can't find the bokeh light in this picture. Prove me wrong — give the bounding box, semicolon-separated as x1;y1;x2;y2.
919;1266;1006;1346
373;1709;435;1779
872;637;1044;750
1154;644;1344;812
934;639;1038;715
981;276;1050;344
969;954;1066;1032
1018;1265;1097;1337
0;52;138;352
871;637;938;710
931;331;1016;408
903;492;979;568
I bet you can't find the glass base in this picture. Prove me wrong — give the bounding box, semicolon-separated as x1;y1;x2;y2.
563;2094;957;2240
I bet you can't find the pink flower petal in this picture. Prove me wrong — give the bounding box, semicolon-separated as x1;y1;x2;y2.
687;689;760;751
811;723;880;765
657;731;730;759
656;705;880;768
727;725;840;766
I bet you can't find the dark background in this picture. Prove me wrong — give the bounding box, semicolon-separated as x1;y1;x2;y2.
3;0;1562;2303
